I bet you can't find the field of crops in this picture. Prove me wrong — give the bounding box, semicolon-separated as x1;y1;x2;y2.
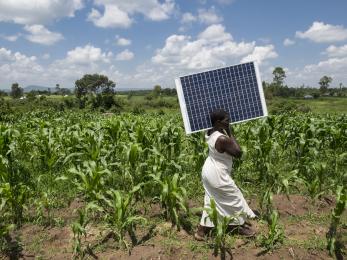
0;110;346;259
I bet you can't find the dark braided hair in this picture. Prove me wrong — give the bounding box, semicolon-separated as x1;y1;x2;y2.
210;109;229;127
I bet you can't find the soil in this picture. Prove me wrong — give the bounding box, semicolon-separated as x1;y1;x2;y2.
1;195;344;260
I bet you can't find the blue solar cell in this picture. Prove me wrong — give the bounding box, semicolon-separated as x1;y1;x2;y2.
176;61;267;134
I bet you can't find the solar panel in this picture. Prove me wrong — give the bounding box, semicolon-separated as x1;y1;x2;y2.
175;61;268;134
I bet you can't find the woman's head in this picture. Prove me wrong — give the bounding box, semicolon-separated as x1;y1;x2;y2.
210;109;230;127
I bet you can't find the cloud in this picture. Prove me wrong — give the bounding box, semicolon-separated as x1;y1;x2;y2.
24;25;63;45
47;45;119;86
152;24;276;70
64;44;113;64
179;7;223;32
0;47;43;86
0;45;124;88
0;33;21;42
294;57;347;86
181;12;197;24
116;36;132;46
198;24;232;43
198;6;223;25
42;53;50;59
324;44;347;58
0;0;83;25
88;0;175;28
295;21;347;43
87;6;132;28
283;38;295;46
241;45;278;64
116;49;134;61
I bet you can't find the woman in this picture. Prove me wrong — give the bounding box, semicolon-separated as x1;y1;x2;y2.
195;109;256;240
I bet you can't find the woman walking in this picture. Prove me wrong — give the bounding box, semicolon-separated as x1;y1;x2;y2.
195;109;256;240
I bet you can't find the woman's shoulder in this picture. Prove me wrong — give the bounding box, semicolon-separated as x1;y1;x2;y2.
206;130;224;141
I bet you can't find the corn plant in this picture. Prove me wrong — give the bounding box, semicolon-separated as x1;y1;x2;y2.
260;189;273;217
258;210;284;252
326;185;346;257
0;197;15;252
34;191;56;227
71;202;101;259
68;161;111;202
71;208;89;259
101;185;146;251
1;125;34;227
149;172;188;230
205;198;235;259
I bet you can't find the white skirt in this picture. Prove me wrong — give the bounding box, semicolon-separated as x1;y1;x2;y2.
200;157;255;227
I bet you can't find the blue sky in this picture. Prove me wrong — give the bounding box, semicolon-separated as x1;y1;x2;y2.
0;0;347;90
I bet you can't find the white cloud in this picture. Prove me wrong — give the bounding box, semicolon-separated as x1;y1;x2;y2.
324;44;347;58
181;12;197;24
24;25;63;45
152;24;276;70
296;21;347;43
42;53;50;59
88;0;175;28
283;38;295;46
0;0;83;25
198;24;232;43
64;44;113;64
198;6;223;25
116;49;134;61
0;47;43;86
87;6;132;28
294;57;347;86
179;7;222;32
0;45;125;88
116;36;131;46
0;33;21;42
241;45;278;64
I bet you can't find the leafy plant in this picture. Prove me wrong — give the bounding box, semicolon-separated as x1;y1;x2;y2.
150;173;188;230
69;161;111;201
205;198;235;259
101;185;146;251
258;210;284;252
71;203;101;259
326;185;346;257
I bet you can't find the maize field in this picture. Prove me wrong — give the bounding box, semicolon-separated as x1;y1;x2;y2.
0;110;346;259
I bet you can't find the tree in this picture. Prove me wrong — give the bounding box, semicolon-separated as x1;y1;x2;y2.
153;85;162;97
75;74;116;98
0;90;8;97
10;83;23;99
55;83;60;94
272;67;286;88
319;76;332;93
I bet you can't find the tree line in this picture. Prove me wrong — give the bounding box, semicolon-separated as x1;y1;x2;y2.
1;70;346;101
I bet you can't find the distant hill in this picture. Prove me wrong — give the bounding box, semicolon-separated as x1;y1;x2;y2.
24;85;51;92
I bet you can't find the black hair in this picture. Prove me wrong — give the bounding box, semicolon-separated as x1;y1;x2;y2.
210;109;229;127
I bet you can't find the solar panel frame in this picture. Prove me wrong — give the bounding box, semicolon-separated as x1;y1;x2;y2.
175;61;268;134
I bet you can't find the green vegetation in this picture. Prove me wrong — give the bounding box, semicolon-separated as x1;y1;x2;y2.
0;109;346;258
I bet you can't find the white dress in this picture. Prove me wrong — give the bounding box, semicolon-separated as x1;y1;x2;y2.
200;131;255;227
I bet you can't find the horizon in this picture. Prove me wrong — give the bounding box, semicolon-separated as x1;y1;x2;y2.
0;0;347;90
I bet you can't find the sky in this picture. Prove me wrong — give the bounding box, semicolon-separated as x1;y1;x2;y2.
0;0;347;90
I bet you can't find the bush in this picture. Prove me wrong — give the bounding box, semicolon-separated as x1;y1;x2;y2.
63;97;77;108
132;107;145;114
312;93;320;99
270;100;311;114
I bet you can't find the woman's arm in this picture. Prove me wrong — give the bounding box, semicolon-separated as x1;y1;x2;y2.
215;132;242;158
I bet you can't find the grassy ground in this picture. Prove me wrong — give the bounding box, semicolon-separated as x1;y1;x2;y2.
269;97;347;114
